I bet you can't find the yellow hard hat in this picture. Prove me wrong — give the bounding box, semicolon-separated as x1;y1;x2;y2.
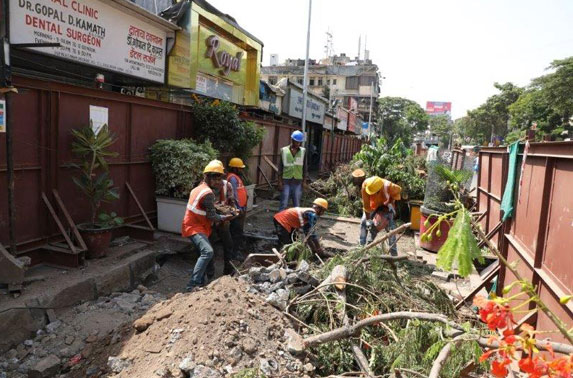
313;198;328;210
364;176;383;195
229;157;246;168
203;161;225;175
213;159;224;168
352;168;365;178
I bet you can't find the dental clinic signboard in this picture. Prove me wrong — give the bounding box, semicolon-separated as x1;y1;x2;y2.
10;0;167;83
285;87;326;125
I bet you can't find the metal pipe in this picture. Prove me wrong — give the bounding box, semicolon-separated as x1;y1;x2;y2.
367;82;373;140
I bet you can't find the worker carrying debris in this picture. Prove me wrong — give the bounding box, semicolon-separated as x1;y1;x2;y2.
273;198;333;258
360;176;402;255
181;161;237;292
278;130;307;210
227;157;248;260
210;159;241;275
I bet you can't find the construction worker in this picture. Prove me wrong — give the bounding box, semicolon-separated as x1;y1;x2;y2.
278;130;307;210
182;161;236;292
209;160;239;276
351;168;366;191
273;198;332;258
227;157;248;259
360;176;402;255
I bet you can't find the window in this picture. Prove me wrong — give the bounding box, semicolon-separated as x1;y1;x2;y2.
309;78;315;86
327;79;331;85
297;77;303;84
333;79;337;85
318;78;323;86
345;76;359;89
359;75;376;86
268;76;277;85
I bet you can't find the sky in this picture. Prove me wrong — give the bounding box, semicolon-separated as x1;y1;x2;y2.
206;0;573;119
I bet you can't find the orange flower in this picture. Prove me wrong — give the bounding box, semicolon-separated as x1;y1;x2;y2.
474;296;514;330
491;359;510;377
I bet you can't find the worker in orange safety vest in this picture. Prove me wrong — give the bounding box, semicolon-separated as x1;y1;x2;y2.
273;198;333;258
360;176;401;255
227;157;248;260
182;161;236;292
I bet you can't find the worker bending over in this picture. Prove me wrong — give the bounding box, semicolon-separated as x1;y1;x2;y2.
182;161;236;292
360;176;402;255
227;157;248;260
273;198;332;258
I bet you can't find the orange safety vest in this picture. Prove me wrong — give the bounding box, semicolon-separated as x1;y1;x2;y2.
227;173;248;208
274;207;315;233
361;179;401;213
182;182;214;238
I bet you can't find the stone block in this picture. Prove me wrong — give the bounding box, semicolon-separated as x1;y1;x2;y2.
95;263;132;296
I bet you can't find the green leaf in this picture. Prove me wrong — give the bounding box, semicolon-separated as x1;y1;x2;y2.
436;209;482;277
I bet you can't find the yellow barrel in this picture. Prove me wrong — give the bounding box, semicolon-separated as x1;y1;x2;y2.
409;200;423;231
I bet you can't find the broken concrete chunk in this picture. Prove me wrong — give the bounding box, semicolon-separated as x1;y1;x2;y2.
285;329;305;355
28;354;61;378
107;356;131;374
297;260;310;272
259;358;278;376
265;289;289;311
134;316;155;332
179;356;196;374
190;365;222;378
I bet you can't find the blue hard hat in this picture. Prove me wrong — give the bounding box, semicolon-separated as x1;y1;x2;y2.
291;130;304;142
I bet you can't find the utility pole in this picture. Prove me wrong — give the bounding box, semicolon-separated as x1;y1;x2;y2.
367;82;373;141
301;0;312;148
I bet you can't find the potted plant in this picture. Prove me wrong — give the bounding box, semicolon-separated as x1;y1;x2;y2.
149;139;218;233
71;124;123;258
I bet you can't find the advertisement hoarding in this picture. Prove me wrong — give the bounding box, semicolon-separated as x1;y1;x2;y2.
426;101;452;116
286;88;326;125
10;0;167;83
348;112;357;133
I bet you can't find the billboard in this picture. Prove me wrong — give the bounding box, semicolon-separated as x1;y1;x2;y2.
10;0;167;83
426;101;452;116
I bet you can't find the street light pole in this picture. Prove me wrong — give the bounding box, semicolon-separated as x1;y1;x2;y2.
301;0;312;145
367;81;373;140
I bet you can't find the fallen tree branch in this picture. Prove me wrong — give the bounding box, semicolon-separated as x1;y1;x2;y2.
394;368;428;378
363;223;411;252
428;335;464;378
303;311;462;349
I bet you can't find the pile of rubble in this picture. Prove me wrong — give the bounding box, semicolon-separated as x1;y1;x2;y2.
99;275;313;377
0;286;166;378
242;260;319;311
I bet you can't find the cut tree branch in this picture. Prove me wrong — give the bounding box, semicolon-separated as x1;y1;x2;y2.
303;311;462;349
363;223;411;252
428;335;464;378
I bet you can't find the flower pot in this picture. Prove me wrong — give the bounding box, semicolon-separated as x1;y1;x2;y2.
156;196;187;233
419;206;451;253
245;184;256;211
77;224;113;259
409;200;423;231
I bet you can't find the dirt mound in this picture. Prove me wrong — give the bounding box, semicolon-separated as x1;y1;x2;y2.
101;276;311;377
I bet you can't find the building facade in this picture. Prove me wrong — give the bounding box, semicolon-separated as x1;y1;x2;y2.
261;54;380;125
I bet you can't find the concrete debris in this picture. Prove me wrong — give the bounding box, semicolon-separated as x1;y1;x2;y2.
45;321;61;333
28;354;60;378
107;356;131;373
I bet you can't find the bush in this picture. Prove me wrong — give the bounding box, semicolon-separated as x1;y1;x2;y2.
190;97;264;160
149;139;218;199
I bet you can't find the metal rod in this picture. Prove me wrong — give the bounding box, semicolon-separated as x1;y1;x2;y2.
300;0;312;142
2;0;17;255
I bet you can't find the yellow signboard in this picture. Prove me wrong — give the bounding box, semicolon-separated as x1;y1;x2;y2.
168;31;192;88
197;26;247;86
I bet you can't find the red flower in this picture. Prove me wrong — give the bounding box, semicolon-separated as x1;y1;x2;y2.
519;356;535;374
474;296;514;331
491;359;510;377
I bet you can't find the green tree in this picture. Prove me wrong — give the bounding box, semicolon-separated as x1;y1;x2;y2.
376;97;429;145
509;57;573;139
453;116;477;144
466;82;523;143
428;114;452;146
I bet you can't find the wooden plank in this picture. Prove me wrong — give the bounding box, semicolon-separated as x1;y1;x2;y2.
126;182;155;230
263;155;279;173
52;190;87;251
322;215;362;224
41;193;77;254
